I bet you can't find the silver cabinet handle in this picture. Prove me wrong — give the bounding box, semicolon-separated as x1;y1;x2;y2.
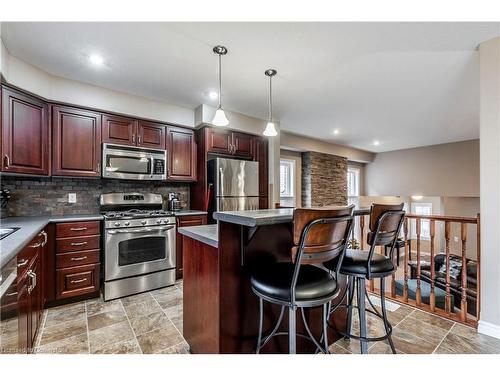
17;259;29;267
70;278;87;284
96;163;101;175
27;270;36;294
70;227;87;231
41;231;48;246
5;292;18;297
70;256;87;261
132;134;136;144
70;241;88;247
138;135;141;144
4;154;10;168
29;242;42;248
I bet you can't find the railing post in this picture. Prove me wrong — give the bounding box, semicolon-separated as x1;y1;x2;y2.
403;217;409;302
461;223;468;323
416;218;422;306
476;213;481;321
429;219;436;312
445;221;452;315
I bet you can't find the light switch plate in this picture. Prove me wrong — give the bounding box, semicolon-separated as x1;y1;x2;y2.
68;193;77;203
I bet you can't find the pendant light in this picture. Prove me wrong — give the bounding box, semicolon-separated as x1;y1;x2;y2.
211;45;229;127
263;69;278;136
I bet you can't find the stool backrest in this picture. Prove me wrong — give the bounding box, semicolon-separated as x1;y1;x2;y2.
292;205;354;265
368;203;404;246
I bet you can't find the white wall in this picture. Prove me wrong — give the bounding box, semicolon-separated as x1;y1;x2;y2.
478;36;500;339
1;39;194;127
365;140;479;197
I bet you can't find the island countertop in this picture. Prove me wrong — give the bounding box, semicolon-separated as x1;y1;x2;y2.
213;207;369;227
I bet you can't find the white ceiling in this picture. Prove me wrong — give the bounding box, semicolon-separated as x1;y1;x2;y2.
2;22;499;152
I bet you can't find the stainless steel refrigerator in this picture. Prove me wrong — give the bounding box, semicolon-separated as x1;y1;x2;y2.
207;158;259;215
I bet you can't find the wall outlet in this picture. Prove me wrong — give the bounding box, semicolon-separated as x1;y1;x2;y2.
68;193;77;204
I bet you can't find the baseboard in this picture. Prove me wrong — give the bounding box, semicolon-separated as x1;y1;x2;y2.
478;320;500;339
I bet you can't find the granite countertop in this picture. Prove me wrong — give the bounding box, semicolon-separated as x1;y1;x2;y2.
213;207;370;227
178;224;218;248
0;214;104;269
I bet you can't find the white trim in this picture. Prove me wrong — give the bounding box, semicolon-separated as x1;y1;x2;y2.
478;320;500;339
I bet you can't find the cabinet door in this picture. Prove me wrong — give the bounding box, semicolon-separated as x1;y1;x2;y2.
17;271;30;353
137;121;165;149
176;215;207;279
206;128;231;154
1;87;49;175
52;106;102;177
102;114;136;146
167;127;196;181
253;137;269;198
231;132;254;158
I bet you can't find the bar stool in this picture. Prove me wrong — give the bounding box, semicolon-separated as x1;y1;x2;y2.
250;206;354;354
324;203;405;354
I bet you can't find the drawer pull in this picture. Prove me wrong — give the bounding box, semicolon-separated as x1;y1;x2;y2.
70;241;88;247
29;242;42;248
70;256;88;261
5;292;18;297
70;278;87;284
70;227;88;232
17;259;28;267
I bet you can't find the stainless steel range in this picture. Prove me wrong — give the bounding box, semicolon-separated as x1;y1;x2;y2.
100;193;176;301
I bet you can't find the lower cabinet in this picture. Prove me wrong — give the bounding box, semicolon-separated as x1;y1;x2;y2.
176;214;207;279
16;229;47;353
54;221;101;300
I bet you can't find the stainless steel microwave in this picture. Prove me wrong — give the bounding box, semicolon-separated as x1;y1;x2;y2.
102;143;166;181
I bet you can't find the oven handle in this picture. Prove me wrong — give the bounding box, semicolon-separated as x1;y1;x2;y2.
107;225;175;235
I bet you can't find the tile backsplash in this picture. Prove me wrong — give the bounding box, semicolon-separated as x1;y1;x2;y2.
0;176;190;217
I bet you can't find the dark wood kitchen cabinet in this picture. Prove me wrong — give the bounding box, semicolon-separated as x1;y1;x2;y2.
176;214;207;279
52;105;102;177
102;114;165;150
1;87;49;175
205;127;254;157
17;229;46;352
253;137;269;208
167;126;196;181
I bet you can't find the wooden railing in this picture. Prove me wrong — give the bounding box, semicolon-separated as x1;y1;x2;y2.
352;211;481;327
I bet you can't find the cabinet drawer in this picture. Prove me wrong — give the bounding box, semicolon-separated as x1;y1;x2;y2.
56;249;100;268
16;236;43;275
56;263;99;299
56;235;100;253
56;221;100;238
177;215;207;227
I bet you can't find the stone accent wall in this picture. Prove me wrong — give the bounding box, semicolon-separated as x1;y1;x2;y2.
301;152;347;207
0;176;190;217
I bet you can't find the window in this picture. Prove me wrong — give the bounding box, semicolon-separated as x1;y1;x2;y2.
347;167;360;206
280;159;295;206
411;202;432;239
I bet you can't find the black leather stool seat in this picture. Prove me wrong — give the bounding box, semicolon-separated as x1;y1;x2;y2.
325;250;395;277
250;262;337;302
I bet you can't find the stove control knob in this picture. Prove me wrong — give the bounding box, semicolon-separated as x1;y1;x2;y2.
141;220;147;225
124;222;130;226
114;222;120;227
156;219;162;224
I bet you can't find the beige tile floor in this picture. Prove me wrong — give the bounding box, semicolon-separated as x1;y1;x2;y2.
31;280;500;354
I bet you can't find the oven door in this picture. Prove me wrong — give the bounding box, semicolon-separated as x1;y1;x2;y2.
104;225;175;281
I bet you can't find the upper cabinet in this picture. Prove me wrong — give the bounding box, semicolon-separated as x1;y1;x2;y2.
205;127;254;158
102;115;165;150
137;121;165;149
167;126;197;181
102;114;136;146
52;105;102;178
1;87;49;175
253;137;269;200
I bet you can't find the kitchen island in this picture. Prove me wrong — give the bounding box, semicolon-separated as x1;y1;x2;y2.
179;208;367;354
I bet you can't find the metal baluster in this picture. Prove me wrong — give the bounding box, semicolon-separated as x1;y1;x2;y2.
461;223;468;323
416;218;422;306
429;219;436;312
445;221;452;315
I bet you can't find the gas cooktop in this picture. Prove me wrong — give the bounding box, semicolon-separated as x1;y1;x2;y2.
102;209;174;220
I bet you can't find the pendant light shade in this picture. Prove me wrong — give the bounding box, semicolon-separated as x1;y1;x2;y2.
263;121;278;137
263;69;278;137
212;45;229;127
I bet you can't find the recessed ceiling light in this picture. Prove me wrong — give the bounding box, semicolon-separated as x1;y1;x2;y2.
333;129;339;135
373;140;380;146
208;91;218;100
89;54;104;66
